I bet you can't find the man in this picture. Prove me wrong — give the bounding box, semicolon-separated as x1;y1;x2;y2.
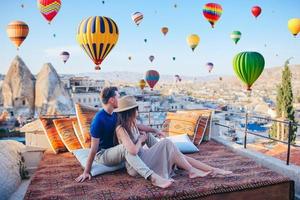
75;87;173;188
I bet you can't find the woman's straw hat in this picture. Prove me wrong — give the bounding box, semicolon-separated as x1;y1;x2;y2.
114;96;138;112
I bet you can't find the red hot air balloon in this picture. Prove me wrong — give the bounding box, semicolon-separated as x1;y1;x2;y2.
251;6;261;18
145;70;160;91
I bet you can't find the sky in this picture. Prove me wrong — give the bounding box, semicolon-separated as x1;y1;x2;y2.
0;0;299;77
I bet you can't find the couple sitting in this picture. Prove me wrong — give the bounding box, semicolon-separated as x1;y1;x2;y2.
76;87;231;188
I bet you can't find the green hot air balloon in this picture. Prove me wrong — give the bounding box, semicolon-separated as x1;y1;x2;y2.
230;31;241;44
233;52;265;91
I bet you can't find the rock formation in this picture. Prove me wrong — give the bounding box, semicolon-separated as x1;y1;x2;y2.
2;56;35;117
35;63;75;115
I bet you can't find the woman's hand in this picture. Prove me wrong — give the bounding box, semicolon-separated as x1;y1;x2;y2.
75;171;91;183
138;132;148;143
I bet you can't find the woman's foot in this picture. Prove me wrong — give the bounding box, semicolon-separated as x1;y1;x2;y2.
211;168;232;176
188;168;211;179
150;173;173;188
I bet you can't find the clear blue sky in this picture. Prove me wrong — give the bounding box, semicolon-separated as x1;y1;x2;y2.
0;0;299;77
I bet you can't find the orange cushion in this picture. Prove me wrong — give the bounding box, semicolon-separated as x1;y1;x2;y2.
39;117;67;154
72;119;89;149
53;117;82;152
75;104;99;147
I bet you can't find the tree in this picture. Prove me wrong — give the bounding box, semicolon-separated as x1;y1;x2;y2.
269;59;297;142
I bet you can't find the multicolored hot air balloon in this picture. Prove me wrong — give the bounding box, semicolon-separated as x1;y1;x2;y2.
132;12;143;26
251;6;261;18
60;51;70;64
230;31;241;44
233;51;265;91
203;3;223;28
37;0;61;24
288;18;300;37
145;70;160;91
161;27;168;36
149;55;155;62
76;16;119;70
6;21;29;49
138;79;146;90
187;34;200;51
206;62;214;73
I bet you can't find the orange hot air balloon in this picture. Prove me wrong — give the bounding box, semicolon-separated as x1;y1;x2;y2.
161;27;168;36
6;21;29;49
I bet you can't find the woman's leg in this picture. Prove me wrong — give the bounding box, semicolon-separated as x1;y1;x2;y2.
184;156;232;175
164;139;211;178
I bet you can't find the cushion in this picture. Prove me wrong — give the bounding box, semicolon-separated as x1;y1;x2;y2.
73;148;124;176
75;103;99;147
39;117;67;154
53;117;82;152
72;119;89;149
159;134;199;154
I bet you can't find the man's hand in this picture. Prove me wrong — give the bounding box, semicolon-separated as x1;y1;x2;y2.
154;130;166;138
75;171;91;183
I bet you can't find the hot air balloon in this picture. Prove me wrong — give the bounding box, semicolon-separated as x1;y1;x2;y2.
172;57;176;61
6;21;29;50
102;1;105;4
132;12;143;26
128;56;132;61
175;75;182;82
53;33;56;37
251;6;261;18
144;38;147;43
186;34;200;51
76;16;119;70
149;55;155;62
37;0;61;24
145;70;160;91
139;79;146;90
174;4;177;8
21;4;25;8
161;27;168;36
288;18;300;37
219;77;222;81
203;3;223;28
230;31;241;44
60;51;70;64
206;62;214;73
233;52;265;91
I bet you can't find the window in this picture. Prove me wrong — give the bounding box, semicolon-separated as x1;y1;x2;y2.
83;98;86;103
89;98;91;103
78;98;81;103
94;98;96;102
22;100;26;106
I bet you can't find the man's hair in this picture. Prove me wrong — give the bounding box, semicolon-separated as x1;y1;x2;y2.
100;87;118;104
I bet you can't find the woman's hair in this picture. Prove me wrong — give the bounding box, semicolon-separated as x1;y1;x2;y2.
114;106;138;145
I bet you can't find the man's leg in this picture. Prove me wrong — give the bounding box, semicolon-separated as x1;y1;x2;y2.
95;144;153;179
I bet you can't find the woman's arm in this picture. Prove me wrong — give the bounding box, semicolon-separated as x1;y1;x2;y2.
137;123;165;137
116;126;145;155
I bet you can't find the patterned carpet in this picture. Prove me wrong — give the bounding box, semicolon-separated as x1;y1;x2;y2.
24;140;293;200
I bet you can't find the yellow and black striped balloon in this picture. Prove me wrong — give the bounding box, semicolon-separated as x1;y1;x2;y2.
76;16;119;70
6;21;29;49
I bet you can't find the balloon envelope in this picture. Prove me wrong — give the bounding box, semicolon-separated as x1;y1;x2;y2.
230;31;241;44
145;70;160;90
149;55;155;62
60;51;70;63
233;51;265;91
206;62;214;73
251;6;261;18
139;79;146;90
37;0;61;24
132;12;143;26
186;34;200;51
161;27;168;36
288;18;300;36
76;16;119;70
203;3;223;28
6;21;29;49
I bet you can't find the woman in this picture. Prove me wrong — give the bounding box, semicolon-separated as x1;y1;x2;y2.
115;96;232;188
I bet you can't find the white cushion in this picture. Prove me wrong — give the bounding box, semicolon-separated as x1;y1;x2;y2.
159;134;199;154
73;148;124;176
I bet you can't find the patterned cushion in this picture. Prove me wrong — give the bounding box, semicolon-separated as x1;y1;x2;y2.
39;117;67;154
75;104;99;147
53;117;82;152
72;119;89;149
159;134;199;153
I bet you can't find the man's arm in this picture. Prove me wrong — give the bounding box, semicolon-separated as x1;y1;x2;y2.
75;137;99;182
137;123;165;137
